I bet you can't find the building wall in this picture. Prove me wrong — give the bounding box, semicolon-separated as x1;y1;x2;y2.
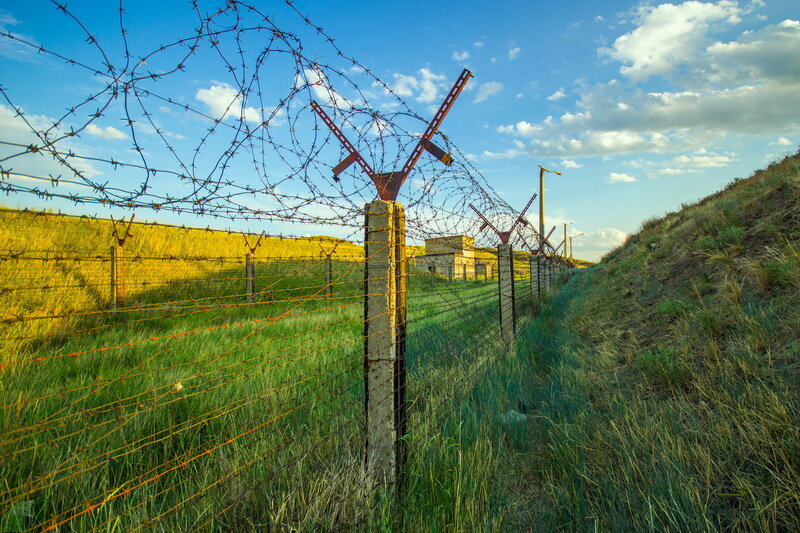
423;236;475;259
410;253;494;280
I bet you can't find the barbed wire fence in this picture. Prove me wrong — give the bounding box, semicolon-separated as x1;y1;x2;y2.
0;1;571;529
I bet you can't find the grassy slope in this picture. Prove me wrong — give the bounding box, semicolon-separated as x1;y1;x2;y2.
506;153;800;530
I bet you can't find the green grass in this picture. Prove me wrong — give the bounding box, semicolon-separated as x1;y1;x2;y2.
1;250;538;531
500;151;800;530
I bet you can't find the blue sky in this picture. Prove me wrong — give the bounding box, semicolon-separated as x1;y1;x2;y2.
1;0;798;260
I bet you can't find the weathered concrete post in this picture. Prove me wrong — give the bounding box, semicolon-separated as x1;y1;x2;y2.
324;255;333;297
530;254;540;301
463;264;467;281
497;243;516;345
364;199;406;487
245;253;255;302
541;257;549;294
448;264;453;282
110;245;120;308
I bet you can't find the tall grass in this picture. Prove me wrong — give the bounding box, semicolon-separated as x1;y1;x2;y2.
1;207;539;531
503;152;800;530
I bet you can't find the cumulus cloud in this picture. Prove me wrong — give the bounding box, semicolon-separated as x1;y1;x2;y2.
561;159;582;168
704;19;800;86
508;47;521;60
0;103;100;179
547;88;566;101
573;228;629;261
607;172;638;183
658;167;696;175
196;82;264;124
671;153;736;167
473;41;484;48
490;11;800;159
452;50;470;61
85;124;127;140
297;68;353;110
474;81;504;103
379;68;448;104
600;0;742;82
771;137;792;146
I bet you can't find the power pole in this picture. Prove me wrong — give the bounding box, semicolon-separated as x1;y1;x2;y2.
537;165;563;251
562;222;573;260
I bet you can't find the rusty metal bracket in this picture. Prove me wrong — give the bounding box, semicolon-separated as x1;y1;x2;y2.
110;214;135;246
468;191;537;245
312;69;472;201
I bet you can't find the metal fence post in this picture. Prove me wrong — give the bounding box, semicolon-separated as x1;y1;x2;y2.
246;253;255;302
364;199;406;487
497;243;516;345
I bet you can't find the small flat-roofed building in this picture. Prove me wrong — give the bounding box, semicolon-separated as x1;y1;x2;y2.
410;235;494;279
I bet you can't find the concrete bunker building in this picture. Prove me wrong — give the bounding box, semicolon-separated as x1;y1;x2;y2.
410;235;494;279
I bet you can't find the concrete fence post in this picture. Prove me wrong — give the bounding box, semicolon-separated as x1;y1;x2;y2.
110;245;124;308
324;255;333;297
497;243;516;345
364;199;407;487
545;259;550;292
530;254;539;302
110;245;118;309
463;264;467;281
245;253;255;302
448;264;453;282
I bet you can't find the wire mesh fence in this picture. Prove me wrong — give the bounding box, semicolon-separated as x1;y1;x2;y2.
0;1;575;529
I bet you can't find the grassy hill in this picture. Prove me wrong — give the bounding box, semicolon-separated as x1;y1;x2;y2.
506;152;800;530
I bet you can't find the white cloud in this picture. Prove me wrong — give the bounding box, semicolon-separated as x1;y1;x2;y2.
473;41;484;48
594;15;605;22
658;167;696;175
572;228;629;261
196;82;264;124
671;153;735;167
561;159;582;168
547;88;566;101
508;47;521;60
452;50;470;61
474;81;504;103
298;68;353;110
705;19;800;86
0;104;100;179
601;0;743;82
607;172;638;183
380;68;448;104
85;123;127;140
368;117;391;137
491;15;800;159
497;120;542;136
0;13;42;62
770;137;792;146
